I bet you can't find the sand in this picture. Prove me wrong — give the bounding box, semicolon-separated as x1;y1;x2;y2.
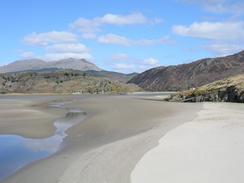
1;94;201;183
131;102;244;183
0;95;68;138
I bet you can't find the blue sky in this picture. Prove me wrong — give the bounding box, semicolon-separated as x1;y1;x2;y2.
0;0;244;73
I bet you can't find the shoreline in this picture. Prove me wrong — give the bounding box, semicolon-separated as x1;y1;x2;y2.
1;95;202;183
0;97;87;181
0;96;69;138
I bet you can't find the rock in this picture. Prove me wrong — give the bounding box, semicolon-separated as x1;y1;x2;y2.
166;74;244;103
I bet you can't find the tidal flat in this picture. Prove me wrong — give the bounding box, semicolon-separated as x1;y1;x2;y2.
0;94;202;183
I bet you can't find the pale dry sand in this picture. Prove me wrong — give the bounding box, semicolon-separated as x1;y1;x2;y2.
1;95;202;183
131;103;244;183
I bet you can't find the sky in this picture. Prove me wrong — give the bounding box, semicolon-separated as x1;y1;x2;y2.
0;0;244;73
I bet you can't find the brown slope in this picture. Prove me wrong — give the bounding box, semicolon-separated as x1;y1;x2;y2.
167;74;244;103
128;50;244;91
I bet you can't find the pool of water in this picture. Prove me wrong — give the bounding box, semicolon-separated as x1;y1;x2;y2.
0;107;85;181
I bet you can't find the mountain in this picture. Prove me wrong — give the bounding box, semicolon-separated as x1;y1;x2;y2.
166;74;244;103
46;58;101;71
0;59;47;73
0;70;141;94
128;50;244;91
0;58;101;73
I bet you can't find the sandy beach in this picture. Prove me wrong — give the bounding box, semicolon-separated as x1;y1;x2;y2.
131;103;244;183
1;94;201;183
2;95;244;183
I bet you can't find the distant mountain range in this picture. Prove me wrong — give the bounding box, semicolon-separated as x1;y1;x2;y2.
0;58;101;73
129;50;244;91
0;58;140;94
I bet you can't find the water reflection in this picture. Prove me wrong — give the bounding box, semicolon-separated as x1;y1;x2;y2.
0;107;85;181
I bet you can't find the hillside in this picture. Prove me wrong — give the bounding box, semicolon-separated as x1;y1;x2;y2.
5;68;137;83
0;70;141;94
83;70;138;83
128;50;244;91
166;74;244;103
0;58;101;73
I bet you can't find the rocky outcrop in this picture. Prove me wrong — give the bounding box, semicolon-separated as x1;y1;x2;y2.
166;74;244;103
128;50;244;91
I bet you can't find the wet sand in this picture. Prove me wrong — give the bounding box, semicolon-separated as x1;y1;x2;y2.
1;95;202;183
0;95;67;138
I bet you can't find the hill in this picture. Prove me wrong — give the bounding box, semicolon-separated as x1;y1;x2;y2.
166;74;244;103
128;50;244;91
5;68;137;83
0;70;141;94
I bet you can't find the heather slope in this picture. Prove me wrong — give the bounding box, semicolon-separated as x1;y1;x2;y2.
129;50;244;91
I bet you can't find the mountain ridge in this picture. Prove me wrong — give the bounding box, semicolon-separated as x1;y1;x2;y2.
128;50;244;91
0;58;101;73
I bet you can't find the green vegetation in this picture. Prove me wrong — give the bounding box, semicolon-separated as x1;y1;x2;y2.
0;70;142;94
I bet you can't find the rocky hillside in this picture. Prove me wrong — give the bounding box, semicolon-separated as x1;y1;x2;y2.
0;58;101;73
166;74;244;103
0;70;141;94
129;50;244;91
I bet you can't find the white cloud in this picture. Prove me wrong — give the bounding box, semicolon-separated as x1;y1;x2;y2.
98;13;150;25
173;21;244;55
182;0;244;15
46;43;89;53
70;12;162;38
98;34;131;46
71;17;100;37
44;43;92;60
21;51;34;58
205;42;244;55
23;31;77;46
144;58;160;66
110;55;160;73
22;31;92;60
137;37;170;46
81;33;97;39
97;33;170;46
173;21;244;41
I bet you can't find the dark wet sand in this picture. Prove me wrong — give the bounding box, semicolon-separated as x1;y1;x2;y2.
1;95;202;183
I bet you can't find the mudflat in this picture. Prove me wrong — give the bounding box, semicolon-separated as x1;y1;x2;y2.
0;95;67;138
1;94;202;183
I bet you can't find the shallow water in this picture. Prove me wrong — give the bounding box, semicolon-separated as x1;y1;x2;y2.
129;92;175;97
0;106;85;181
